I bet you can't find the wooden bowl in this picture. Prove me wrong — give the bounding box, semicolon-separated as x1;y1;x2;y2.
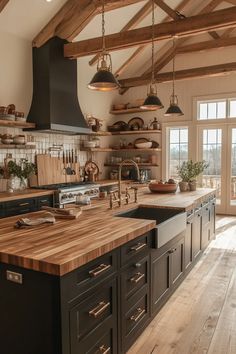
149;182;177;193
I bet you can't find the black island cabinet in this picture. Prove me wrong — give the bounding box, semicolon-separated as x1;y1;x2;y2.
0;195;216;354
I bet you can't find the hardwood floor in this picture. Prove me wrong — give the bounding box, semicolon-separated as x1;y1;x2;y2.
128;216;236;354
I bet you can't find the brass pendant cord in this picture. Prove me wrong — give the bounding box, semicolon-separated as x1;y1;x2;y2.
172;37;176;97
102;0;105;53
151;0;155;85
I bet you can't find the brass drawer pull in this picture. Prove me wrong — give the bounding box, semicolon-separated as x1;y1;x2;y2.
130;272;145;284
89;263;111;277
130;307;145;322
40;199;48;203
99;345;111;354
19;202;30;207
168;248;177;254
89;301;110;318
130;242;146;252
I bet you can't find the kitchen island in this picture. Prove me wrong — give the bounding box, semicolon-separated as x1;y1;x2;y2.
0;188;216;354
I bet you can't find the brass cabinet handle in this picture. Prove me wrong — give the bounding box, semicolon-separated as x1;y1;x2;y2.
98;345;111;354
168;248;176;254
130;307;145;322
89;263;111;277
130;272;145;284
89;301;110;318
19;202;30;207
130;242;146;252
40;199;48;203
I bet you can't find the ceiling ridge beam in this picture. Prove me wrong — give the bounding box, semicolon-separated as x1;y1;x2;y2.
64;6;236;58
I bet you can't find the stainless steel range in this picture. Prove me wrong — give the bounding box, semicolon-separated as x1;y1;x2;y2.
32;182;100;207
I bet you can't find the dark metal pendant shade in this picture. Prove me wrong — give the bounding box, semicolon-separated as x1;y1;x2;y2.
164;94;184;116
140;93;164;110
165;103;184;116
88;68;120;91
140;84;164;110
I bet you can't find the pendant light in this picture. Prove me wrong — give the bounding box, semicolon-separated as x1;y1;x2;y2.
88;0;120;91
165;37;184;116
140;0;163;110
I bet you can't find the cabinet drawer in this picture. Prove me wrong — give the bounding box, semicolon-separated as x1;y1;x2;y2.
70;279;117;353
5;198;36;216
72;326;117;354
122;285;149;352
62;250;118;301
36;195;53;209
120;232;151;267
121;255;149;300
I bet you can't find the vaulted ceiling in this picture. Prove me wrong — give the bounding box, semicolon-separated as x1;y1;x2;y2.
1;0;236;94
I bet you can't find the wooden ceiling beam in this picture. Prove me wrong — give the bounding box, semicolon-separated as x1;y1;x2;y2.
64;6;236;58
0;0;9;12
141;0;225;77
33;0;144;48
154;0;185;20
177;36;236;54
89;0;152;66
118;62;236;88
226;0;236;5
115;0;191;78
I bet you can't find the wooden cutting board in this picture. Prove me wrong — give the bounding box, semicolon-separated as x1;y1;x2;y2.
36;154;80;186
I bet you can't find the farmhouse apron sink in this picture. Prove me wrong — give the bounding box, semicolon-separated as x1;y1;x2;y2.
116;206;186;248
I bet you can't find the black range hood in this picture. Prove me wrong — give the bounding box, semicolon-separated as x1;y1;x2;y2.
25;37;90;135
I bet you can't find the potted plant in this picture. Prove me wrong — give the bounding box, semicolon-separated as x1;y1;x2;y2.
176;161;190;192
177;160;209;192
7;159;36;191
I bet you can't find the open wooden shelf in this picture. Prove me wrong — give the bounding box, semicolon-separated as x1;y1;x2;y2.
110;107;157;115
81;147;162;152
0;119;35;129
0;144;36;149
90;129;161;136
104;163;159;167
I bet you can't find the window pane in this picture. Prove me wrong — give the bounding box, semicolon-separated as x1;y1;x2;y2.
180;129;188;143
202;129;222;205
208;103;217;119
230;100;236;118
199;103;207;119
170;129;180;143
169;128;188;178
217;101;226;118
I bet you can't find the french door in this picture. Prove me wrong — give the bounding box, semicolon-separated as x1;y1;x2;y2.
198;125;236;215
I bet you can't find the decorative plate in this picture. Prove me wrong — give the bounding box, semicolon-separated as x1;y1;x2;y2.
128;117;144;130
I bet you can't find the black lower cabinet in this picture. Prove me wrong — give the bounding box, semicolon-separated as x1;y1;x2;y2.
0;195;53;218
0;195;216;354
151;233;185;315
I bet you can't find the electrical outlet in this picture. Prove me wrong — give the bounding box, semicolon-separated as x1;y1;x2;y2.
6;270;23;284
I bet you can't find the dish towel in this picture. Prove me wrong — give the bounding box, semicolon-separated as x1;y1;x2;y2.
14;212;56;228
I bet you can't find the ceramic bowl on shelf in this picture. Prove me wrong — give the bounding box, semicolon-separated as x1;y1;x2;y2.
135;141;153;149
149;182;177;194
13;135;25;145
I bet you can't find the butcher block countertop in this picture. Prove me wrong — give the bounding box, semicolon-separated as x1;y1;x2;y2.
0;187;215;276
0;189;54;202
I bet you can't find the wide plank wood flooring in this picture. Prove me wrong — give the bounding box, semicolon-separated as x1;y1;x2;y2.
128;216;236;354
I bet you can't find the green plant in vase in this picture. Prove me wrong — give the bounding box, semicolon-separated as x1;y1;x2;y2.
8;159;36;190
177;160;209;192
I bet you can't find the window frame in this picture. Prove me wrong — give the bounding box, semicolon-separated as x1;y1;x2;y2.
193;93;236;123
167;126;189;179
